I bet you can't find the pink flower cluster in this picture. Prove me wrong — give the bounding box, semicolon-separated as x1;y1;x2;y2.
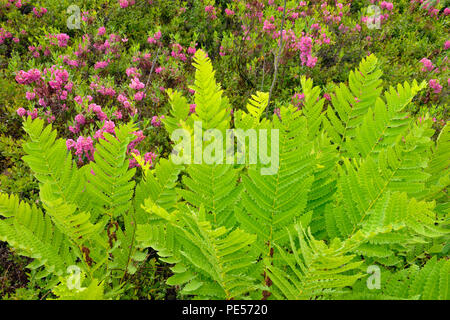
171;43;187;62
380;2;394;11
88;103;108;122
16;107;38;119
444;41;450;50
66;136;95;164
97;26;106;36
205;5;217;20
151;115;165;127
429;79;442;94
117;93;137;115
129;77;145;90
94;120;116;139
5;0;26;9
33;7;47;18
263;17;276;33
94;59;111;70
147;31;161;45
15;69;42;85
296;36;317;68
118;0;135;9
56;33;70;47
411;0;445;18
419;58;435;72
0;27;13;45
15;65;73;120
225;8;235;16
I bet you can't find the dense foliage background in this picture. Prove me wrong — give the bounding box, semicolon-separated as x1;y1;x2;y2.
0;0;448;300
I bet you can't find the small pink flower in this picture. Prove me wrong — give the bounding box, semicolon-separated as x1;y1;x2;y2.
97;27;106;36
225;8;234;16
16;107;26;117
420;58;434;72
75;114;86;126
445;41;450;50
151;116;163;127
25;91;36;100
134;91;146;101
56;33;70;47
429;79;442;94
130;77;145;90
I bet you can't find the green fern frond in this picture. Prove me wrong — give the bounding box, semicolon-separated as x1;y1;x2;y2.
326;123;433;239
86;122;137;219
423;123;449;207
0;193;75;276
323;54;383;153
347;80;426;159
191;49;231;132
300;76;324;139
134;158;183;223
52;277;105;300
162;88;191;135
236;105;315;253
306;134;339;237
246;91;269;122
22;117;90;212
39;183;101;247
145;202;259;299
344;257;449;300
266;224;363;300
179;163;242;228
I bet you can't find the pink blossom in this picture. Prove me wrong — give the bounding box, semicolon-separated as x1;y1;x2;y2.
134;91;146;101
129;77;145;90
225;8;234;16
75;114;85;126
429;79;442;94
26;91;36;100
94;60;110;69
27;109;38;120
420;58;434;72
16;107;26;117
380;2;394;11
66;139;75;150
187;47;196;55
97;27;106;36
56;33;70;47
151;115;165;127
74;136;95;163
445;41;450;50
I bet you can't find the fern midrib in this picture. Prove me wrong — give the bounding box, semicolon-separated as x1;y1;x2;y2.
350;151;405;236
211;165;217;224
